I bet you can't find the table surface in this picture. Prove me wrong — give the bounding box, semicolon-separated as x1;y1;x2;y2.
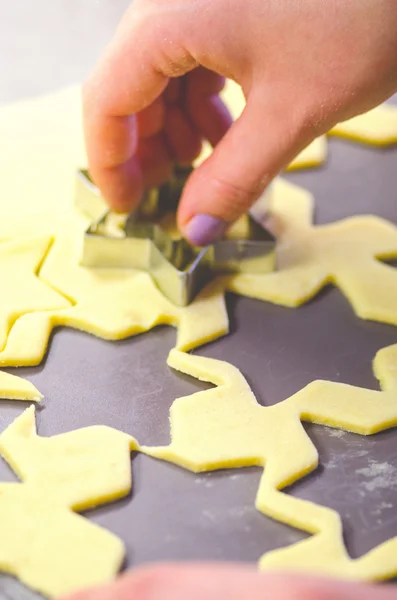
1;2;397;598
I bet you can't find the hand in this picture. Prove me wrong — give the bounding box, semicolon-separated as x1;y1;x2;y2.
62;563;397;600
83;0;397;245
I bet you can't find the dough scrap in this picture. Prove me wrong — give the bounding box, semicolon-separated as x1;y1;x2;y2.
0;406;138;597
0;236;70;351
226;180;397;326
143;349;397;581
0;371;42;402
194;79;328;171
330;103;397;146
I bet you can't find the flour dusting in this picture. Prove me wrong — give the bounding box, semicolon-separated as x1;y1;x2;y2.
357;460;397;492
328;429;345;438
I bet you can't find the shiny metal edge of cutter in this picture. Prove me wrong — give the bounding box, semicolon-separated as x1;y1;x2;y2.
75;168;276;307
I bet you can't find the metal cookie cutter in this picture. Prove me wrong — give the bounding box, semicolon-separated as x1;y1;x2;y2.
75;168;276;306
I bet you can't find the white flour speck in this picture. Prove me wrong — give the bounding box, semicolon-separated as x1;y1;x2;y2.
357;461;397;492
328;429;345;438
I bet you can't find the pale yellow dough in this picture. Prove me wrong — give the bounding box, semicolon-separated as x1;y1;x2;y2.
0;406;138;597
330;103;397;146
0;86;85;238
227;178;397;326
144;349;397;581
0;371;42;402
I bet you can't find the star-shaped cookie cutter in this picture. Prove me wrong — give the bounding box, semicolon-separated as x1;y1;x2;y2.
75;167;276;306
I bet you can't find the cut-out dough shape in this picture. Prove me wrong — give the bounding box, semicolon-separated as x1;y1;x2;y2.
330;103;397;146
0;371;42;401
0;406;138;597
194;79;327;171
144;349;397;581
0;236;70;352
226;180;397;326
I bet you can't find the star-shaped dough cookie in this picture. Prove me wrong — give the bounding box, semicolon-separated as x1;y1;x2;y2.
227;179;397;326
0;407;138;597
144;348;397;581
0;236;70;351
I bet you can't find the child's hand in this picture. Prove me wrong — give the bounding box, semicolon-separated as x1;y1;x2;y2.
84;0;397;245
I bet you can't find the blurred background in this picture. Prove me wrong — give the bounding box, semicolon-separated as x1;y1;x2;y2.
0;1;130;102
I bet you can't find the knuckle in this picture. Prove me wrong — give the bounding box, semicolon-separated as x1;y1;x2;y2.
131;2;196;78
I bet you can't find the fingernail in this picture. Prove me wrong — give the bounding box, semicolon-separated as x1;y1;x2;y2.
185;214;227;246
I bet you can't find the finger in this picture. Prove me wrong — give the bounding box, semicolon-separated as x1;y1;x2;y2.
137;134;174;189
178;87;316;245
185;69;232;147
164;104;202;164
96;154;143;213
164;78;182;104
61;563;397;600
136;98;165;138
187;67;226;96
83;4;197;212
187;92;232;148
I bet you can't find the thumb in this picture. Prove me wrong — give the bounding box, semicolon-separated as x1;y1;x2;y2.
178;86;315;246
